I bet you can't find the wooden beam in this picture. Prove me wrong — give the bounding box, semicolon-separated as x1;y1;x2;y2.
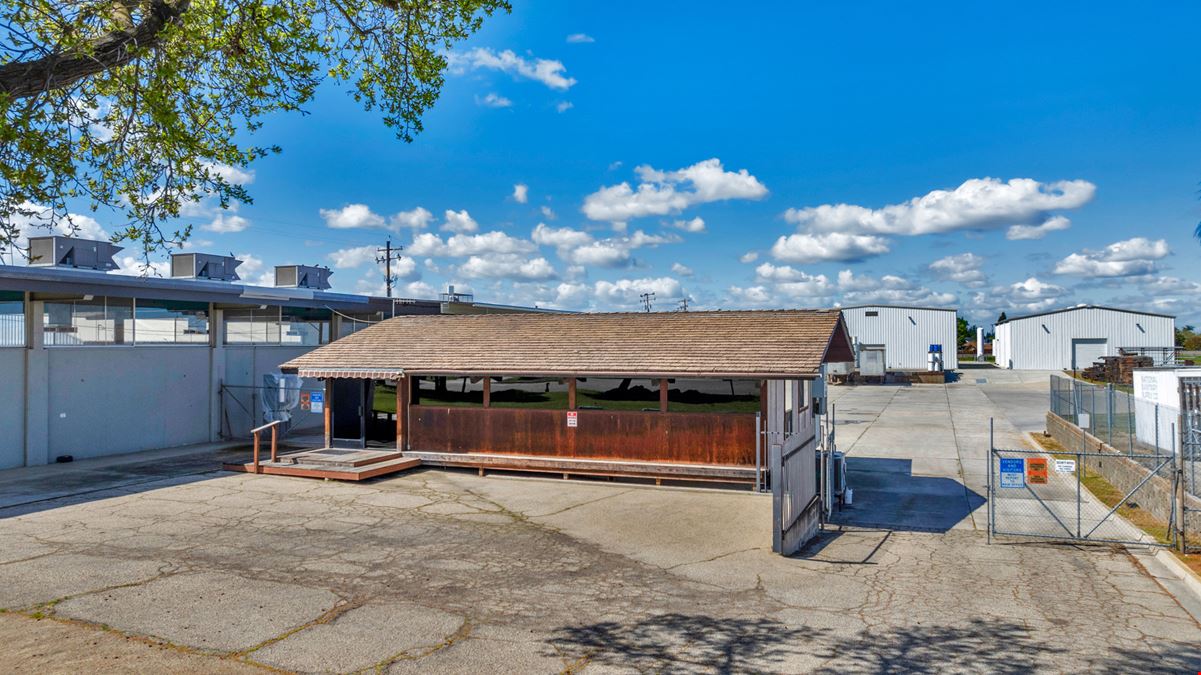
323;379;333;448
483;376;491;408
659;378;669;412
568;378;577;410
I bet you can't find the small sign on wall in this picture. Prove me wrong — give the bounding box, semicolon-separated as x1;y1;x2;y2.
566;411;578;428
310;391;324;414
1054;458;1076;474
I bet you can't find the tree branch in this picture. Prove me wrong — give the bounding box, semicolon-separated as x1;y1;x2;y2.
0;0;191;99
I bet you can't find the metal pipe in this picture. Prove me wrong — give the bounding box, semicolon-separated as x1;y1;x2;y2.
755;411;762;493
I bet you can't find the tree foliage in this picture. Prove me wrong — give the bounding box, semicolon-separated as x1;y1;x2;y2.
0;0;508;258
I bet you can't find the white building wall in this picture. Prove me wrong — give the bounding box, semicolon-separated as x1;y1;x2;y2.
840;306;959;371
1000;307;1174;370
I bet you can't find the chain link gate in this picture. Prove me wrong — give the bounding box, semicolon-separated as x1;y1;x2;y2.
988;419;1178;548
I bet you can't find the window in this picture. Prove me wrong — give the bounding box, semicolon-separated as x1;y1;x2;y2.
412;376;485;407
280;307;331;346
576;378;660;411
490;377;569;409
223;307;282;344
0;291;23;347
133;299;209;344
44;296;133;345
784;381;794;435
666;379;761;414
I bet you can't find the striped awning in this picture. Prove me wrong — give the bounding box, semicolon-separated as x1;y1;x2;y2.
294;367;404;380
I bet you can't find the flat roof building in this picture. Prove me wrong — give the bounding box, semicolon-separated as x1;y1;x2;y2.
993;305;1175;371
0;239;546;469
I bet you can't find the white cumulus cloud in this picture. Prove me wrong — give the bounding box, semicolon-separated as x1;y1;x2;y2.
441;209;479;234
1006;215;1071;240
929;252;987;287
566;33;595;43
582;158;767;224
447;47;576;90
477;92;513;108
593;277;684;307
1053;237;1169;278
771;232;890;263
783;178;1095;236
320;204;432;232
669;217;706;233
671;262;694;277
457;254;557;281
512;183;528;203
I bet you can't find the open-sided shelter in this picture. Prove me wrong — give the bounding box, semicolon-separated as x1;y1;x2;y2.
281;310;854;486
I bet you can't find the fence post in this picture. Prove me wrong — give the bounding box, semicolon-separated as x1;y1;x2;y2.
1155;404;1160;455
1127;392;1134;456
1107;384;1113;447
987;417;993;545
1076;449;1082;539
1176;420;1186;552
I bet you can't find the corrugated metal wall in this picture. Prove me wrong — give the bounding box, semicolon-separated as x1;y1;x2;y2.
840;306;959;371
1001;307;1174;370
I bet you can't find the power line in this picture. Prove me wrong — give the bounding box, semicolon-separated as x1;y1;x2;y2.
639;292;655;313
677;298;689;312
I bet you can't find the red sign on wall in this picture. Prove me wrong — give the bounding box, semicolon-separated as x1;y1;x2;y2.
566;411;578;428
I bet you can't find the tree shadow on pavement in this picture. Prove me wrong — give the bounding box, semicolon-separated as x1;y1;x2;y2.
547;613;812;673
548;614;1200;673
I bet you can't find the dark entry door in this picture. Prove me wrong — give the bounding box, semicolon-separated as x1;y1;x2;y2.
331;379;366;448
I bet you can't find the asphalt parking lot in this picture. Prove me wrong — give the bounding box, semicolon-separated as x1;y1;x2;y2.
2;370;1200;673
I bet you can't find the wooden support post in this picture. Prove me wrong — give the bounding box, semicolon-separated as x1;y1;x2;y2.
323;379;333;448
270;426;278;463
659;378;669;412
483;376;491;408
568;378;577;410
396;376;408;451
252;432;261;473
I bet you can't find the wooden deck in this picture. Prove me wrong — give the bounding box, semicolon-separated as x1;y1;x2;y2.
223;448;421;481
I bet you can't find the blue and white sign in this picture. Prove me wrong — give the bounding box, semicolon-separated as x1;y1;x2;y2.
999;458;1024;488
310;391;324;414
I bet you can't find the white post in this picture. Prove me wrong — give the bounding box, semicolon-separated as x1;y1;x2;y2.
976;326;984;359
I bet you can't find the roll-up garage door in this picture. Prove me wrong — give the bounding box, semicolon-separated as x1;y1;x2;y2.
1071;338;1107;370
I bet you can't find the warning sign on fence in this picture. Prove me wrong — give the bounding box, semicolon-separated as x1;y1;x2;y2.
310;391;324;414
300;391;311;411
1027;457;1049;484
999;458;1024;488
1054;458;1076;474
566;411;578;428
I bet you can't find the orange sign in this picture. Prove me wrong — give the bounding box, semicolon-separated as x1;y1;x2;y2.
300;391;311;411
1027;457;1049;484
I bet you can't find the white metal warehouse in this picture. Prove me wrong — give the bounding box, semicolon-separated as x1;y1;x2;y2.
839;305;959;372
993;305;1175;370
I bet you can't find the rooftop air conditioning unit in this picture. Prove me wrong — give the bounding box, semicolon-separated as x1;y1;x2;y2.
274;265;332;290
27;236;122;271
170;253;242;281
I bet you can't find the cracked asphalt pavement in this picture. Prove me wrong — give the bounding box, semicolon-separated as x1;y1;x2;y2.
2;374;1200;672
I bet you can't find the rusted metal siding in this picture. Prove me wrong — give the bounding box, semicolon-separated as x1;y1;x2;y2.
409;406;757;466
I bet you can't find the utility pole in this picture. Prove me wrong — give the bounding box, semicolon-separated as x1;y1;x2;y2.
677;298;689;312
376;239;405;298
640;292;655;313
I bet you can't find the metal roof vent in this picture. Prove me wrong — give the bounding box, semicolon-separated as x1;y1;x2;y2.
27;235;122;271
274;264;331;290
170;252;242;281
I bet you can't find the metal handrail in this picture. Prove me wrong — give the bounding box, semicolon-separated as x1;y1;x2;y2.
251;420;283;473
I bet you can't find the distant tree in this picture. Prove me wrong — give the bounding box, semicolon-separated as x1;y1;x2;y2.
1179;325;1198;347
956;317;975;350
1185;334;1201;352
0;0;509;259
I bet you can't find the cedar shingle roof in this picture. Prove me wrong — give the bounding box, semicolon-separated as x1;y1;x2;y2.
283;310;848;379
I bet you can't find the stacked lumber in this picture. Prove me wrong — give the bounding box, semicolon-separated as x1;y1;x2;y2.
1079;355;1153;385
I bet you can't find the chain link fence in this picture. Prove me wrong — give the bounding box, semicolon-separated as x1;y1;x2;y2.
1047;374;1201;551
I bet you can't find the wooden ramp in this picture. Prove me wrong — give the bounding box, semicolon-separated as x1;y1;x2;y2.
224;448;421;481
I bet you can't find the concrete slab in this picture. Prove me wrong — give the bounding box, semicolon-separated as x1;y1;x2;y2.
0;554;167;610
251;600;465;672
54;571;339;652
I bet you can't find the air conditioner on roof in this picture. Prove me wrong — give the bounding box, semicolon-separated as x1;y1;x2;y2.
274;265;332;290
170;253;242;281
27;236;122;271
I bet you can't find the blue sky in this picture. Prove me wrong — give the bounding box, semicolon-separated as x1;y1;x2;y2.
26;2;1201;325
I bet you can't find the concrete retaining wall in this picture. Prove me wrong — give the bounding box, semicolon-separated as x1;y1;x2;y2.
1046;412;1201;535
